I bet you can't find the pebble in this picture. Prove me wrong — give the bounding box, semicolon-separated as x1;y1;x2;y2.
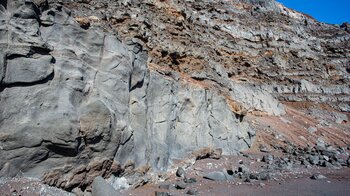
158;184;171;190
308;155;320;165
262;154;274;163
238;165;249;174
184;177;197;184
176;167;185;178
155;191;171;196
175;182;186;189
249;173;259;180
310;174;327;180
259;172;272;181
307;126;317;134
203;171;227;181
186;189;199;195
259;144;270;153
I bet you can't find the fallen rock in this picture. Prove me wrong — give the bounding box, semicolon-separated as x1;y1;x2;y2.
92;176;119;196
158;184;171;190
323;155;330;162
337;158;347;166
175;182;186;190
249;173;259;180
316;138;327;149
310;174;327;180
226;169;234;176
184;177;197;184
320;161;332;168
307;126;317;134
258;172;272;181
259;144;270;153
223;169;235;181
259;183;266;187
203;171;227;181
155;191;171;196
262;154;274;163
308;155;320;165
186;189;199;195
238;165;250;174
176;167;186;178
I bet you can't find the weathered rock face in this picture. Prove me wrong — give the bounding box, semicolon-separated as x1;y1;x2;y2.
0;0;349;191
0;1;135;182
0;0;255;189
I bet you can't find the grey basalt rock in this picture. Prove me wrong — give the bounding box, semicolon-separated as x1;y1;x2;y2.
230;83;285;116
115;71;255;169
92;176;119;196
0;0;134;180
176;167;186;178
0;0;255;190
3;55;54;84
186;189;199;195
203;171;227;181
310;174;327;180
155;192;172;196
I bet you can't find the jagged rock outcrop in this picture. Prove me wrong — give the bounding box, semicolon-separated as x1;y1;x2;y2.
0;0;349;192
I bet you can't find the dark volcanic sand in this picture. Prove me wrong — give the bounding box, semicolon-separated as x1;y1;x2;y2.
125;162;350;196
0;164;349;195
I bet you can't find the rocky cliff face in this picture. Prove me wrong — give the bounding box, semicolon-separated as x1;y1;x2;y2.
0;0;349;192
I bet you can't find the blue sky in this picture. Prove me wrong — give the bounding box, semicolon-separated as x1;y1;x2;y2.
276;0;350;24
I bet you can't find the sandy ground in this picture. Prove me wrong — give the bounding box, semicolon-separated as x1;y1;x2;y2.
126;162;350;196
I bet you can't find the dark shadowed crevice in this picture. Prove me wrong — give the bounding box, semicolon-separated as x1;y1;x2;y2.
86;134;103;145
46;142;78;157
169;52;180;65
0;0;7;9
235;113;245;122
29;46;52;56
6;54;27;60
129;78;144;92
0;71;54;92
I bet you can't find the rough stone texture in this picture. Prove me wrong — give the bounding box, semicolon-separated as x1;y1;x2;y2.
92;176;119;196
0;0;255;191
0;2;135;184
203;171;228;181
116;72;255;169
0;177;75;196
0;0;349;192
63;0;348;114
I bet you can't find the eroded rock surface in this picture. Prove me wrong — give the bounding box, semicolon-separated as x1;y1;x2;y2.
0;0;349;192
0;0;255;191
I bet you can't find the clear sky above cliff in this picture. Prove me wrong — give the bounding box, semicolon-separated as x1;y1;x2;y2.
277;0;350;24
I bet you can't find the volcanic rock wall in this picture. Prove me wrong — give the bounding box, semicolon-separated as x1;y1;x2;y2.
0;0;255;186
0;0;349;191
